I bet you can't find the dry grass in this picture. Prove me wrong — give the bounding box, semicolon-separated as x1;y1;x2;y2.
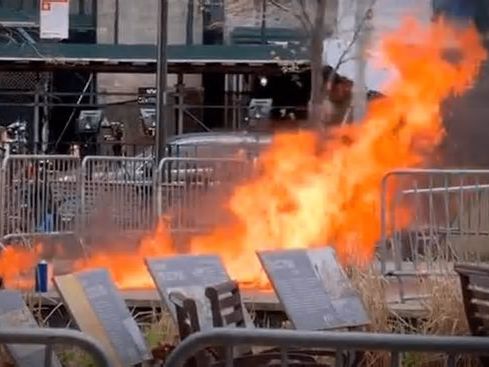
350;267;396;367
417;277;468;336
351;266;480;367
351;267;394;333
141;312;178;348
351;267;468;334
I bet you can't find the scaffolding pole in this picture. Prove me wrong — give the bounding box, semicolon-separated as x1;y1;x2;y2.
155;0;169;162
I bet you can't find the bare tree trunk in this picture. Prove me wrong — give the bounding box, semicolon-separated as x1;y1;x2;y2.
352;0;372;122
309;0;328;129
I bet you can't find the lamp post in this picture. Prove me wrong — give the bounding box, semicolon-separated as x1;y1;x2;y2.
155;0;169;163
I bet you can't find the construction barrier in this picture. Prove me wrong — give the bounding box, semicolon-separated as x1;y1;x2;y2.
165;328;489;367
7;155;489;278
0;154;258;243
156;157;253;233
0;155;80;245
379;169;489;274
0;143;265;249
80;156;155;234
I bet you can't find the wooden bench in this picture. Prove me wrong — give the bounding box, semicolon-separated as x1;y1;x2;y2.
170;292;201;340
454;263;489;366
165;291;210;367
169;288;320;367
205;280;331;367
205;280;246;329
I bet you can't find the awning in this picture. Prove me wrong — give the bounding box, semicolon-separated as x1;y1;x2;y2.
0;43;310;74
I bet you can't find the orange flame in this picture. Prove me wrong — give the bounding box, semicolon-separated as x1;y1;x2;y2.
188;18;486;286
0;244;42;288
72;219;175;288
0;19;485;290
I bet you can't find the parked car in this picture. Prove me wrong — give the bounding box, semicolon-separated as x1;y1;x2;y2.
130;130;272;181
136;130;272;160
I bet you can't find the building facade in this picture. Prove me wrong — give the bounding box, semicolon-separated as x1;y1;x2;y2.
2;0;488;154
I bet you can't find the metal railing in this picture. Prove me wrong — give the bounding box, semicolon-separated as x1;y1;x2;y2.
7;156;489;278
0;327;112;367
379;169;489;274
156;157;254;232
0;155;80;244
0;152;258;242
25;141;157;159
165;328;489;367
80;156;155;235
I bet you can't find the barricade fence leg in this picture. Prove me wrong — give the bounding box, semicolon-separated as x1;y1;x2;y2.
379;169;489;277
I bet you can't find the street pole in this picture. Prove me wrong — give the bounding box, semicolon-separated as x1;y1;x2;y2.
155;0;169;163
186;0;194;45
114;0;119;44
260;0;267;44
33;82;40;154
352;0;372;123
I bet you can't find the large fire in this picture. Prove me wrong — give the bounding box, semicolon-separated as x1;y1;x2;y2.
0;19;486;290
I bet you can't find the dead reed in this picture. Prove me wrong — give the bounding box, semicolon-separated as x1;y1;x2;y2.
351;266;478;367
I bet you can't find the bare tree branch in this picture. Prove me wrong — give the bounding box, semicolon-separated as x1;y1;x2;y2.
294;0;313;32
325;0;377;125
327;0;377;88
267;0;312;35
267;0;289;12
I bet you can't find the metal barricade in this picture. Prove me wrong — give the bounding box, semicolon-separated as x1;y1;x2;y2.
80;156;155;235
0;152;259;246
379;169;489;274
0;155;80;244
156;157;254;233
0;327;112;367
165;328;489;367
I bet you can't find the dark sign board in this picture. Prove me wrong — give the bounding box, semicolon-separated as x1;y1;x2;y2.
308;248;370;327
0;290;62;367
257;248;369;331
145;255;253;331
54;269;151;367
